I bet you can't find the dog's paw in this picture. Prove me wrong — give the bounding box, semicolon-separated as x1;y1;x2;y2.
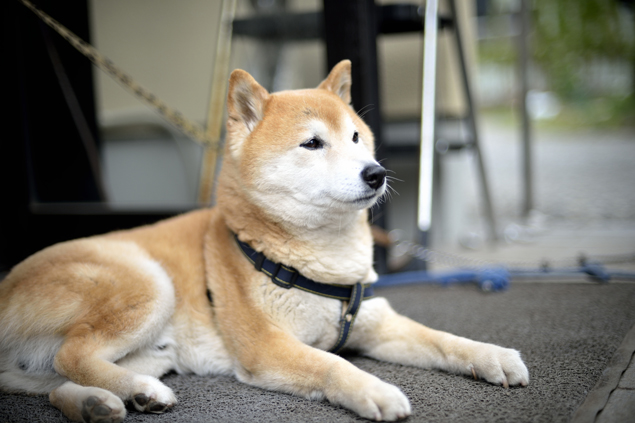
467;343;529;388
333;375;411;421
359;380;411;421
128;375;177;413
81;389;126;423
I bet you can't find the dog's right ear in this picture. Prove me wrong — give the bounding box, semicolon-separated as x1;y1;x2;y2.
318;59;352;104
227;69;269;134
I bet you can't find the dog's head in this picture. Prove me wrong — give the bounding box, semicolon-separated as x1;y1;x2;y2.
219;60;386;230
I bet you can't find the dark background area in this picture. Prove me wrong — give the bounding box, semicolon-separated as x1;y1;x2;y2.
2;0;189;271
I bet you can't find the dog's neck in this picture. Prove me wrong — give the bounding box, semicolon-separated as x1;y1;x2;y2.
216;168;377;285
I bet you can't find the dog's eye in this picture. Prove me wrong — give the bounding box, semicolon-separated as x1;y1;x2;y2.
301;138;323;150
352;132;359;143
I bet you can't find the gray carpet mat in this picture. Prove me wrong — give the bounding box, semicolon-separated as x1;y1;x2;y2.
1;282;635;423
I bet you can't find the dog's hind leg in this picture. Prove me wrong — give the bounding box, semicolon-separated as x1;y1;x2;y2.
53;336;177;415
50;381;126;423
42;243;179;418
49;272;178;418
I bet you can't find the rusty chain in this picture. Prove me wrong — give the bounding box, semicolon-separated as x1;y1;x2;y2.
19;0;218;150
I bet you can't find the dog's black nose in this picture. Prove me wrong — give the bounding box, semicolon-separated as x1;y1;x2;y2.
361;164;386;190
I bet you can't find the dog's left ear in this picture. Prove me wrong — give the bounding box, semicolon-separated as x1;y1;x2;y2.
318;60;352;104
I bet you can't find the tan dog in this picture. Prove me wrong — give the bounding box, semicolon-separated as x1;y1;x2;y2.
0;61;528;422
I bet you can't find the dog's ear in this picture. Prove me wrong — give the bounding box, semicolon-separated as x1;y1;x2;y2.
318;60;352;104
227;69;269;133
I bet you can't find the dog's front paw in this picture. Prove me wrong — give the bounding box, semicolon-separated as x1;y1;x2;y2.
364;380;411;421
467;343;529;388
128;375;177;413
331;373;411;421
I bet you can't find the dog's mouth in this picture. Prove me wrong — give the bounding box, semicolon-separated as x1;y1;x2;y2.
321;191;381;209
354;194;378;204
351;189;385;206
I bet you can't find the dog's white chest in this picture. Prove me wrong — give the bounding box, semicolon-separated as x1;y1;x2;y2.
255;276;344;351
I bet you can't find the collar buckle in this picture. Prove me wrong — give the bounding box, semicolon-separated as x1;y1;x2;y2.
288;269;299;288
270;263;299;289
270;263;286;287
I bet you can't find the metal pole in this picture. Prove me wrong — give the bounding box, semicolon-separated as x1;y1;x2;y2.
417;0;439;239
448;0;497;241
519;0;533;217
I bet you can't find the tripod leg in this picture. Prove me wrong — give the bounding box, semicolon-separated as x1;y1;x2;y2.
447;0;498;241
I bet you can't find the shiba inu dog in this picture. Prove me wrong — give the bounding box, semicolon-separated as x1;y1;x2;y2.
0;60;528;422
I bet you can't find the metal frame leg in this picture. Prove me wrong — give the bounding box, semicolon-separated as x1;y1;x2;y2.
447;0;497;241
418;0;498;250
198;0;237;206
518;0;533;218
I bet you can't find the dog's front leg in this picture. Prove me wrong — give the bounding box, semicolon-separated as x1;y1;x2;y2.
229;327;411;421
355;298;529;388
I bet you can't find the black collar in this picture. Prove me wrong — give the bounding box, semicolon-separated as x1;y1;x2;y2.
235;235;374;354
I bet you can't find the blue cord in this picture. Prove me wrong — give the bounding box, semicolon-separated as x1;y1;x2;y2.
376;263;635;292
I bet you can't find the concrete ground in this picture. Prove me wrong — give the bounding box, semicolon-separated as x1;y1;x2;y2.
465;119;635;423
2;281;633;423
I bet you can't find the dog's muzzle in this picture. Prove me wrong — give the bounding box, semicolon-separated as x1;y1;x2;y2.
361;164;386;191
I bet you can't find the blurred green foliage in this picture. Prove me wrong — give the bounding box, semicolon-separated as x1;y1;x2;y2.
532;0;634;100
478;0;634;128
